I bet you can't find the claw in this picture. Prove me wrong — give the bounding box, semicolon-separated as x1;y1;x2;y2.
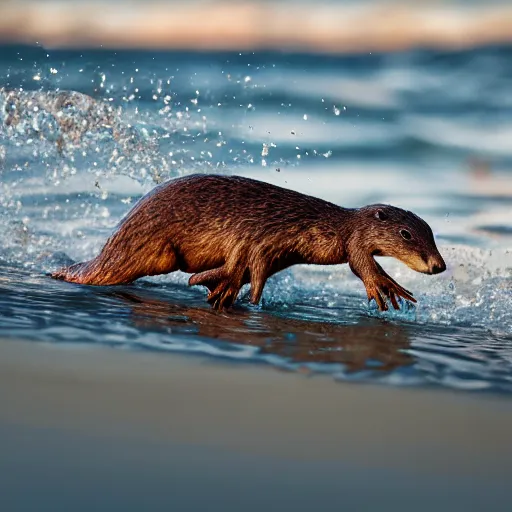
388;292;397;310
385;273;414;298
368;288;386;311
366;272;416;311
205;279;239;311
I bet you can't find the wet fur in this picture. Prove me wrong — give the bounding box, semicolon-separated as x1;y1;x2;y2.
52;174;446;310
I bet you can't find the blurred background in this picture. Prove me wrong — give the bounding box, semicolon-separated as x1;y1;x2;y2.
1;0;512;52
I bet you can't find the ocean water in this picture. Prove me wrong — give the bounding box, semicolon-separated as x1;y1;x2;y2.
0;44;511;393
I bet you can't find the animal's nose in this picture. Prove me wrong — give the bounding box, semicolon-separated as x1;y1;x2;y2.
429;257;446;275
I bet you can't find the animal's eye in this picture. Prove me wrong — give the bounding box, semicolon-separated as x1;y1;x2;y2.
375;210;388;221
400;229;412;241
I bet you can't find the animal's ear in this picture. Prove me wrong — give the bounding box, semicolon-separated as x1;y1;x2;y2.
375;209;388;221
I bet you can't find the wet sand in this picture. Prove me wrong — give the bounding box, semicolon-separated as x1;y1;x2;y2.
1;338;511;511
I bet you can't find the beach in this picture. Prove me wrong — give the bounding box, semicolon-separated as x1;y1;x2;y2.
1;338;511;511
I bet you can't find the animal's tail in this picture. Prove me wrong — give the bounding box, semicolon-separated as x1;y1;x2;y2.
51;259;108;285
51;230;178;286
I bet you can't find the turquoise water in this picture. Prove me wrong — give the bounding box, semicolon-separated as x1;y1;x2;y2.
1;44;511;393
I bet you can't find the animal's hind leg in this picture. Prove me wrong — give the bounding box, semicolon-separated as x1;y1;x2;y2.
189;266;235;308
189;265;248;310
188;267;227;290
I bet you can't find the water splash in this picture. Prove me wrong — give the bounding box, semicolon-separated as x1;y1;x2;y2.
0;88;170;185
270;245;512;336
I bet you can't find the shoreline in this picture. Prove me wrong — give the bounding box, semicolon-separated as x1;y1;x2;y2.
2;337;511;464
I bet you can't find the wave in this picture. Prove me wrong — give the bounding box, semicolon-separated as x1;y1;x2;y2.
404;116;512;158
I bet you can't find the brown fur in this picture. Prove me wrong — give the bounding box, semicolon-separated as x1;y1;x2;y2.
52;174;446;311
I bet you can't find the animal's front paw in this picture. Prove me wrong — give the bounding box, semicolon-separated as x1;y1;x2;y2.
365;273;416;311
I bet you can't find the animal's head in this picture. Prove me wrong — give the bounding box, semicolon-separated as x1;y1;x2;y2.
357;204;446;275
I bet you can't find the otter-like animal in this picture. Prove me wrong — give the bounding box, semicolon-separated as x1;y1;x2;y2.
52;174;446;311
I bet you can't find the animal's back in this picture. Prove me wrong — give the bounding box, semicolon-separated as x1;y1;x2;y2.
125;174;339;243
